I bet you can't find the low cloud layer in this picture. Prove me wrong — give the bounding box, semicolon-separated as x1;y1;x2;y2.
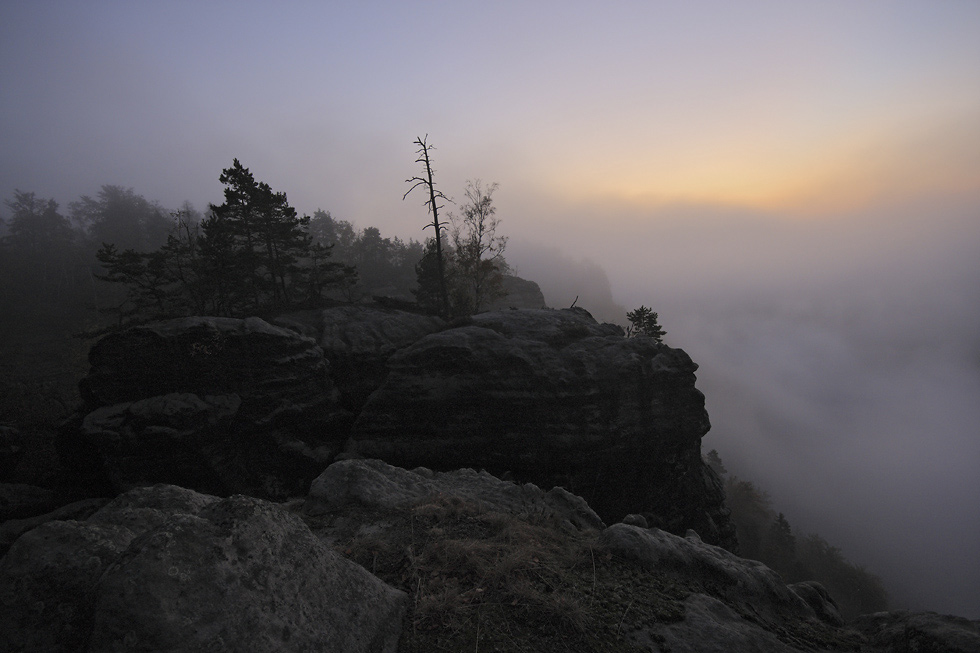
512;192;980;618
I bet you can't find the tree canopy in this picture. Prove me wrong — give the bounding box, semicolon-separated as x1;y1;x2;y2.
94;159;353;322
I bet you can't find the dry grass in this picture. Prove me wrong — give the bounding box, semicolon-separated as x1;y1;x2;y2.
326;493;688;653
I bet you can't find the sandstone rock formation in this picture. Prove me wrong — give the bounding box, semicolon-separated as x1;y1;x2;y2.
78;316;334;415
63;307;734;545
486;274;547;310
61;317;349;498
275;305;446;410
0;483;407;653
348;307;735;547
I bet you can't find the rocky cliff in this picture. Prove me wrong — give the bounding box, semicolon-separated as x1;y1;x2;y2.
348;307;734;546
57;306;734;547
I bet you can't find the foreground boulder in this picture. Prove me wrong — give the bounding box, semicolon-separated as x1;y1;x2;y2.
0;484;407;653
348;307;735;547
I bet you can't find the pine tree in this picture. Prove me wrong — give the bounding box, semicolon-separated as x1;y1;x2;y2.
626;305;666;343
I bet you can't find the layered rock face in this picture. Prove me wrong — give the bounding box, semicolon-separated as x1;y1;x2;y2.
348;307;735;547
60;307;734;546
61;317;348;498
79;316;332;414
274;305;446;410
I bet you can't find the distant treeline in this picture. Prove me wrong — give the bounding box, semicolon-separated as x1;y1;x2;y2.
706;450;889;619
1;159;514;386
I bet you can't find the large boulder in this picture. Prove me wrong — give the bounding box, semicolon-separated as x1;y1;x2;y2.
62;317;349;498
347;307;735;547
275;305;446;410
0;484;407;653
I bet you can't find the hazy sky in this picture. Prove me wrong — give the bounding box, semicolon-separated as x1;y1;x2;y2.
2;1;979;617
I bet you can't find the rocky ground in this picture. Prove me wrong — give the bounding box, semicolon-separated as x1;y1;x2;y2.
4;458;979;652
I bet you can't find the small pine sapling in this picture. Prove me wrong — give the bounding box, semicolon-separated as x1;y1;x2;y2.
625;305;666;343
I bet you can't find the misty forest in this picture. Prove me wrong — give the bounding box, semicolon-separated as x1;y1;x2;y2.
0;151;970;652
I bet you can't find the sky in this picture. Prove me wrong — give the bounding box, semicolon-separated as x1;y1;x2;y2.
2;1;979;618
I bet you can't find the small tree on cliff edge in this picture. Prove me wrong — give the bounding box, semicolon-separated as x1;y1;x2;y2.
404;136;450;318
450;179;508;314
626;305;666;343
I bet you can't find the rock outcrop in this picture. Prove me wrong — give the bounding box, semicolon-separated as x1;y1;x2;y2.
61;307;734;544
275;305;446;410
486;274;547;310
597;524;839;630
849;610;980;653
0;483;407;653
61;317;350;499
348;307;735;547
78;316;334;415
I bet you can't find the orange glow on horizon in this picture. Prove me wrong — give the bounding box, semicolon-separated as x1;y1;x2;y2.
533;104;980;218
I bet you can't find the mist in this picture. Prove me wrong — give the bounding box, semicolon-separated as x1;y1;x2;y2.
507;193;980;618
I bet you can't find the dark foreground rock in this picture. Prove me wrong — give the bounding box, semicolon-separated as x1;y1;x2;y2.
297;459;972;653
0;497;108;557
598;523;846;651
849;610;980;653
0;483;407;653
348;307;735;547
0;425;23;481
0;482;59;521
3;458;975;653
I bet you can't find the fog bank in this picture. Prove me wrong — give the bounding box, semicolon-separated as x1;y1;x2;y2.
510;193;980;618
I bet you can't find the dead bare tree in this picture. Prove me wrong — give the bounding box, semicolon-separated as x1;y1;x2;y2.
404;135;451;317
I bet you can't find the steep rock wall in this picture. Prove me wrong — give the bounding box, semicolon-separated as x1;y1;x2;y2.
348;308;736;547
